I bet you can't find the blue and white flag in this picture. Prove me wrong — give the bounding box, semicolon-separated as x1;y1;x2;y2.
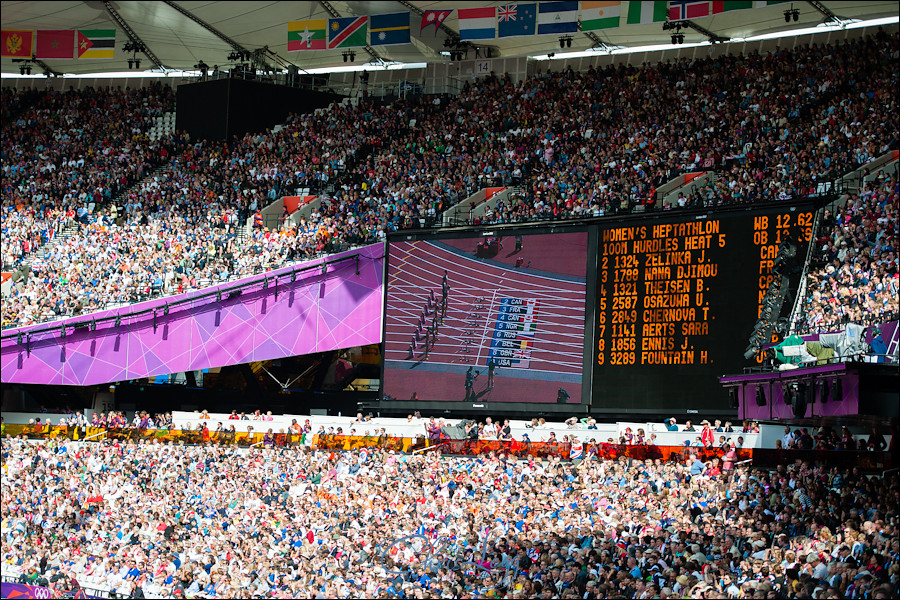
537;1;578;34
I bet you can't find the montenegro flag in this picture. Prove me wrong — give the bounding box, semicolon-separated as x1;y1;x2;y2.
1;30;33;57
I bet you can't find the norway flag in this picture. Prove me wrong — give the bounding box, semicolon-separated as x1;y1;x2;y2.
669;1;711;20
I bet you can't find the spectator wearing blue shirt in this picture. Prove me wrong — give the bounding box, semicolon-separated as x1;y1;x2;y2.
869;326;887;363
627;557;642;579
125;560;141;582
690;457;706;478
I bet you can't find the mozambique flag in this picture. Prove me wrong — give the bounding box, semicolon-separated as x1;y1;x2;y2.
1;29;33;57
288;19;326;50
77;29;115;59
328;16;367;48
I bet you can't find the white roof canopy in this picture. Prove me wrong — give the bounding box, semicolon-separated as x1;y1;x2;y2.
0;1;896;75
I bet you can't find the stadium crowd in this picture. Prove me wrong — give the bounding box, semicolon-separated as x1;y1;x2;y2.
469;32;897;221
1;434;897;599
0;96;403;327
2;32;898;331
802;173;899;332
1;84;177;270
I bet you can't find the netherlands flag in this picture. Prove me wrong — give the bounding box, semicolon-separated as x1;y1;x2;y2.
458;7;496;40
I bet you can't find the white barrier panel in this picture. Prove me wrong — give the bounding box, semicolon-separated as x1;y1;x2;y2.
2;410;91;425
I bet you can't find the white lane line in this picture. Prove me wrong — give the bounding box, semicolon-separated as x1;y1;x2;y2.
474;287;499;369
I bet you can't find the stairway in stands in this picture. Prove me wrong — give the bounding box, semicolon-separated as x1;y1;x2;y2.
147;111;176;141
258;97;379;227
103;109;181;210
1;221;81;298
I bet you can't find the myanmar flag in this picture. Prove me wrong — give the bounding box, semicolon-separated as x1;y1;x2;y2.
288;20;326;51
77;29;115;59
328;16;367;49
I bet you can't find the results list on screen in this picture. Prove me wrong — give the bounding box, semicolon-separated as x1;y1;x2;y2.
596;210;813;373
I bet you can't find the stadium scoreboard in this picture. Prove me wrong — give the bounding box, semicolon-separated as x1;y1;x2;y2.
381;203;816;414
592;204;814;412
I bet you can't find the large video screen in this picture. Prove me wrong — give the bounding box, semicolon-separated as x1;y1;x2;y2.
384;230;590;404
592;204;814;413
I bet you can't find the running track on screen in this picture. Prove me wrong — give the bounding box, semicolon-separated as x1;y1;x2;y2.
384;238;587;404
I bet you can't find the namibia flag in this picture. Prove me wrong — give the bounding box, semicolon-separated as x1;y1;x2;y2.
78;29;115;59
328;16;367;49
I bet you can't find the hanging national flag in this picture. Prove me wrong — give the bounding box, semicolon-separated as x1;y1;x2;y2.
537;1;579;35
754;0;788;6
1;29;33;58
625;1;668;24
458;7;497;40
35;30;75;59
669;1;710;20
328;16;367;48
581;1;622;31
370;12;410;45
498;4;517;21
711;0;752;12
498;4;537;38
288;20;326;51
421;9;452;35
77;29;115;59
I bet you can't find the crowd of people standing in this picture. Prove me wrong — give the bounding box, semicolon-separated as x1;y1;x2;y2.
1;433;897;599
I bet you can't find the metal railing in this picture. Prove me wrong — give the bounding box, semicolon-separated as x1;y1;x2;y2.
1;249;371;342
788;206;823;335
743;350;899;374
196;68;330;92
792;312;898;336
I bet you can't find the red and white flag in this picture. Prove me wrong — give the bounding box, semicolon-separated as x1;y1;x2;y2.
420;10;452;35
